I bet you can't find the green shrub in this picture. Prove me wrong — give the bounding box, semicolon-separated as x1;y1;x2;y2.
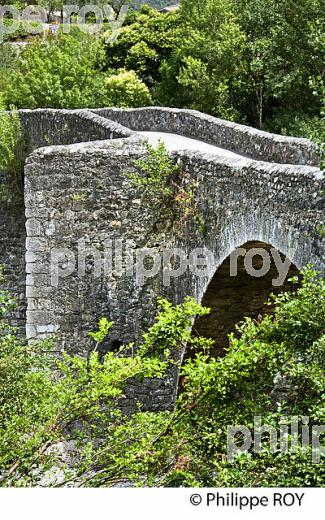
0;265;324;487
57;267;325;488
0;43;17;101
128;140;178;202
128;141;206;234
3;30;108;109
1;20;42;42
141;267;325;487
0;273;207;486
105;69;153;107
0;109;23;195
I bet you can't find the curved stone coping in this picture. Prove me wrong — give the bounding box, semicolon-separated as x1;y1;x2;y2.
20;106;322;187
25;135;145;165
14;107;321;169
170;149;323;183
68;109;136;138
138;130;248;161
25;133;323;193
91;107;320;167
18;108;135;153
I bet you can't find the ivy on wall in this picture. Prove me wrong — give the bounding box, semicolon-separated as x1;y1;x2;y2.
0;109;24;201
128;140;206;235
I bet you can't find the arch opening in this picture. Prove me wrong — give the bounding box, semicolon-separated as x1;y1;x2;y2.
192;241;300;357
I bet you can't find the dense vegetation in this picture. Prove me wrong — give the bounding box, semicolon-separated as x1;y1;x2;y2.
0;0;324;489
0;109;23;197
0;0;324;140
0;267;324;486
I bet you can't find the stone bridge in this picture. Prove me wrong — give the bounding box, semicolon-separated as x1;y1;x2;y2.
0;107;324;409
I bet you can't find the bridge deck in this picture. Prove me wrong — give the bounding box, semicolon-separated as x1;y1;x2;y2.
138;131;250;161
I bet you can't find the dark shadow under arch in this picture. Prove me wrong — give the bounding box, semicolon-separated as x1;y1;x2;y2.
192;241;300;357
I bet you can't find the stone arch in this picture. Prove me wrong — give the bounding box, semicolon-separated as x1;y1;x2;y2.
190;212;323;308
191;240;300;357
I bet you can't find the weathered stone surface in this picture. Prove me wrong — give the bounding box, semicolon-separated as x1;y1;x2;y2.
91;107;320;165
19;108;134;152
0;188;26;334
0;107;324;410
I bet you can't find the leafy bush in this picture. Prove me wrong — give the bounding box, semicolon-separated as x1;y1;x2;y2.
47;266;325;488
128;140;178;204
0;273;207;486
1;20;42;42
3;30;108;109
0;267;324;487
0;43;17;103
104;69;153;107
0;109;23;195
139;267;325;487
129;141;206;234
2;30;153;111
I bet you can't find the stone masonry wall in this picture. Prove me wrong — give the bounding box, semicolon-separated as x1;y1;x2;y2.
0;107;323;410
92;107;320;166
20;109;134;153
24;133;324;410
0;179;26;334
168;152;324;309
0;109;135;335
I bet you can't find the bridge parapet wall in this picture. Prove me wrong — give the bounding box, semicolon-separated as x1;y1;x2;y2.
0;108;135;335
19;108;134;153
92;107;320;166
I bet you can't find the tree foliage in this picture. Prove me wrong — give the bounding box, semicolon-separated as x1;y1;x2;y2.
0;274;207;486
156;0;246;120
232;0;325;130
3;30;108;109
105;69;153;107
0;267;324;487
105;5;182;86
0;108;23;195
0;1;323;139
